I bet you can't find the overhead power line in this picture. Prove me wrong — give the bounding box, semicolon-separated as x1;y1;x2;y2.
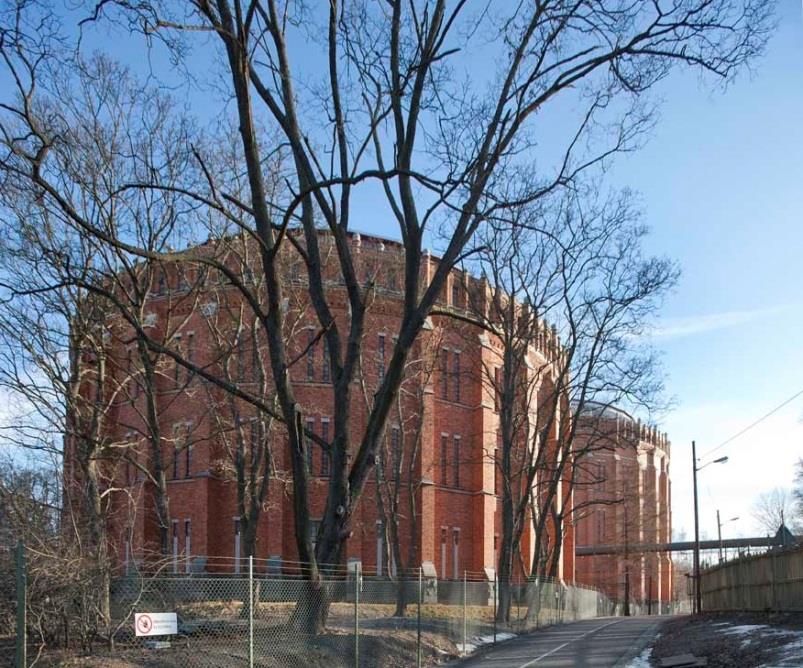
700;387;803;461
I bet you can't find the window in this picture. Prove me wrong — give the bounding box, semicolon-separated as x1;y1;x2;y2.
453;351;461;403
252;333;260;380
453;435;461;488
440;528;447;579
157;273;167;295
390;425;401;474
306;329;315;381
440;434;448;485
440;349;449;400
452;280;460;308
186;332;195;383
249;419;259;454
185;436;192;478
452;529;460;579
322;339;331;383
378;333;386;382
320;418;331;476
309;519;321;556
184;519;192;573
376;520;385;576
236;333;246;381
173;334;182;384
172;441;179;480
172;520;179;573
494;367;502;412
172;423;190;479
495;438;503;497
234;519;241;574
305;418;315;473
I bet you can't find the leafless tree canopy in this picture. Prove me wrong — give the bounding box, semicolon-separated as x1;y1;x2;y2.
752;486;798;536
0;0;774;632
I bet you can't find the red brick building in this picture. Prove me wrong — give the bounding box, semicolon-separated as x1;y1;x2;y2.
81;232;577;583
573;405;673;612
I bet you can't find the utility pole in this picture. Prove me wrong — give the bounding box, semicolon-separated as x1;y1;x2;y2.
717;509;723;563
692;440;701;615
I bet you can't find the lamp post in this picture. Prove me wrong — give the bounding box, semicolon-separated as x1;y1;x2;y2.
716;511;739;563
692;441;728;615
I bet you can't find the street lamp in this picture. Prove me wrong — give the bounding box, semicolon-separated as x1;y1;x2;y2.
717;511;739;562
692;442;729;615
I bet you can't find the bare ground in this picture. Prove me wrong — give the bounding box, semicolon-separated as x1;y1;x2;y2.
650;612;803;668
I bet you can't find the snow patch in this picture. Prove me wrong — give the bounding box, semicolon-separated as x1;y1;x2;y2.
719;624;769;635
625;646;652;668
457;632;516;655
760;632;803;667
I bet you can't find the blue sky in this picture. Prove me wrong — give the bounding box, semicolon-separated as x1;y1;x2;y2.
607;0;803;542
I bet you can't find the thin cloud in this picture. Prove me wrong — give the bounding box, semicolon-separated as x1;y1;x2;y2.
651;303;796;340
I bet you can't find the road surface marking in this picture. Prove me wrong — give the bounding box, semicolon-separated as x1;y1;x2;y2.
518;620;624;667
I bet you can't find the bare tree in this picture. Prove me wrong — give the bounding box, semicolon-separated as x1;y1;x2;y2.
0;0;773;632
460;186;676;621
752;487;797;536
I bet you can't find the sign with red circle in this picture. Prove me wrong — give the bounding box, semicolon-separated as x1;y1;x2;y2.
134;612;177;637
136;614;153;635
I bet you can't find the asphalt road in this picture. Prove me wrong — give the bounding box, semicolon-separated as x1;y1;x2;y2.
451;616;667;668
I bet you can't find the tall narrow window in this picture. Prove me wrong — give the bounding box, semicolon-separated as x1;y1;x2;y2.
494;367;502;412
440;434;448;485
234;519;241;574
185;434;192;479
172;520;179;573
390;425;401;474
452;529;460;580
453;351;461;403
184;519;192;573
322;339;331;383
252;332;260;380
440;528;447;579
378;333;386;382
236;333;246;381
249;419;259;454
305;418;315;473
157;273;166;295
376;520;385;577
177;267;189;291
172;441;179;480
453;435;461;488
173;334;182;384
309;519;320;556
452;280;460;308
306;329;315;381
186;332;195;383
440;349;449;400
320;418;331;476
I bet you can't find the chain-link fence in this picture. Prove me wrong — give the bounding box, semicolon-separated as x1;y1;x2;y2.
0;541;23;668
5;549;628;667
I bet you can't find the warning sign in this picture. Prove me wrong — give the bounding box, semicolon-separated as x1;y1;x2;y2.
134;612;177;637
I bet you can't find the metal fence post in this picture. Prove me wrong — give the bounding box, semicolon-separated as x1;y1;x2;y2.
417;565;422;668
249;554;254;668
462;570;467;654
15;539;26;668
354;562;360;668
